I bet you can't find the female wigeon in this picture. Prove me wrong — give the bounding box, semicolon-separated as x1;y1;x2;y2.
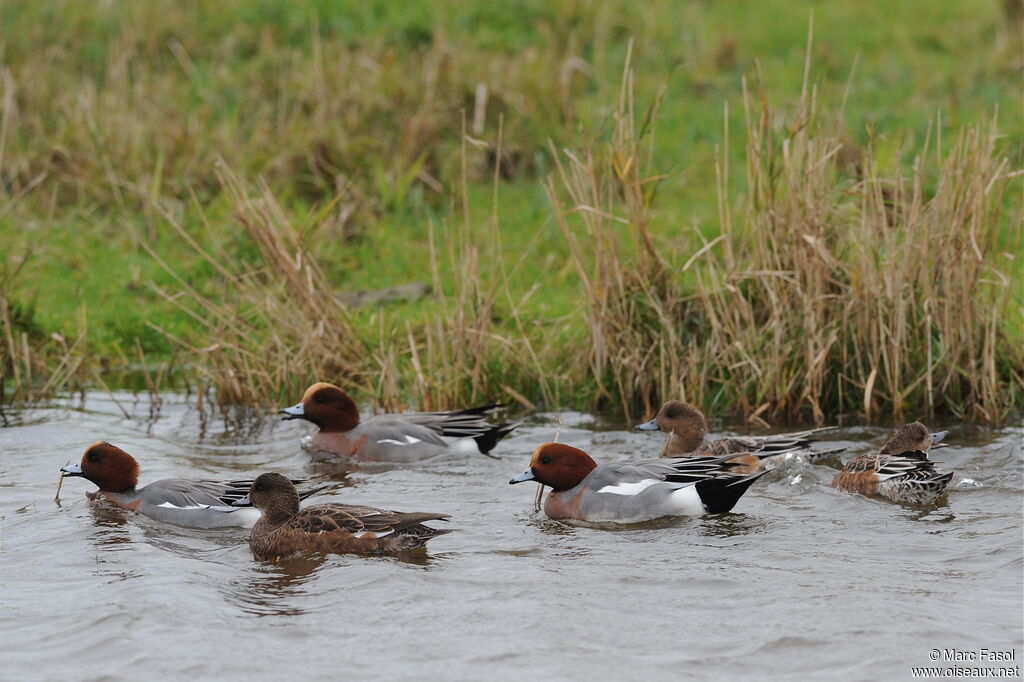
59;441;325;529
280;382;521;461
509;442;767;524
831;422;953;504
635;400;840;472
234;473;452;560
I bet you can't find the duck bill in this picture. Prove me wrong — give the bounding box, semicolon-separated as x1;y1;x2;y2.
930;430;949;446
634;417;660;431
509;468;536;485
60;463;84;477
279;402;305;420
231;494;251;507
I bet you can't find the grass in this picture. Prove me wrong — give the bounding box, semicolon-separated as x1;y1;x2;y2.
1;0;1021;422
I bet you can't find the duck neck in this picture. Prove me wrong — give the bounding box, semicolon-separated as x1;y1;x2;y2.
263;493;300;525
661;431;700;456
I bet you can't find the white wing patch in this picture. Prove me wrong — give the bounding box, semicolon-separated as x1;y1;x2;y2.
157;502;238;513
376;435;423;446
158;501;211;510
596;479;661;496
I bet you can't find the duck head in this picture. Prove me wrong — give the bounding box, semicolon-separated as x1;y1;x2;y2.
233;472;301;524
879;422;948;454
509;442;598;492
280;382;360;432
634;400;707;453
60;441;140;493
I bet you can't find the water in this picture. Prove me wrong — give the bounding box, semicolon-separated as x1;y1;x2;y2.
1;392;1021;681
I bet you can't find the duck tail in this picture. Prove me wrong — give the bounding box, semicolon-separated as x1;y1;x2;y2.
696;471;767;514
450;403;506;417
397;519;456;550
778;444;848;464
473;420;523;455
294;481;336;502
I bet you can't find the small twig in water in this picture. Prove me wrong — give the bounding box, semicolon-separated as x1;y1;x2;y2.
534;417;565;512
55;462;69;501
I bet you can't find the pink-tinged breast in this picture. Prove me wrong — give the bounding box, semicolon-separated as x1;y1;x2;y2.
831;470;880;495
543;487;588;521
310;432;369;458
88;491;142;511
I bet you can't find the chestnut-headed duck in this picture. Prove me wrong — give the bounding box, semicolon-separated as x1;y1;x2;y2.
234;473;452;560
635;400;841;472
280;382;521;461
831;422;953;504
59;441;326;529
509;442;769;524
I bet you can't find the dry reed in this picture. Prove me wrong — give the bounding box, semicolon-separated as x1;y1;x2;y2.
142;161;371;406
546;34;1021;423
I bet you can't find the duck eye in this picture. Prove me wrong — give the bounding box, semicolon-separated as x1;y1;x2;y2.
87;452;100;463
540;456;552;465
314;394;325;404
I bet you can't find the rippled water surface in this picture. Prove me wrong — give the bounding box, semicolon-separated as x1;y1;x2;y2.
1;393;1021;681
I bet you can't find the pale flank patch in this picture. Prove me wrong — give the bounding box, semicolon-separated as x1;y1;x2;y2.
356;530;394;539
596;479;660;496
666;484;707;516
445;438;480;453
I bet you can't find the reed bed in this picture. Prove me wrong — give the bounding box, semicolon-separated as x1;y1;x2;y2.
138;56;1020;424
0;295;89;404
546;48;1022;423
1;3;1019;422
140;163;371;406
142;119;557;413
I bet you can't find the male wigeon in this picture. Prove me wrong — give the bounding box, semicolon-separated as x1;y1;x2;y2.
635;400;841;472
280;382;521;461
509;442;770;524
234;473;452;560
59;441;326;529
831;422;953;504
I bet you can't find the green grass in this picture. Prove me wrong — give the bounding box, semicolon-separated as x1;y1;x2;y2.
1;0;1020;419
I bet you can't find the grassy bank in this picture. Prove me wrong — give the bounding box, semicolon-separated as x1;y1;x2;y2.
1;1;1021;422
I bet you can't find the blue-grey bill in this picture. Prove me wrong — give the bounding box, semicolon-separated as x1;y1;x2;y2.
279;402;305;419
509;469;535;485
634;418;660;431
60;463;83;477
232;494;251;507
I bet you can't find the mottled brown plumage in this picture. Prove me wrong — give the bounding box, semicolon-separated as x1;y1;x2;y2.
831;423;953;505
241;473;452;560
635;401;839;471
877;421;937;454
